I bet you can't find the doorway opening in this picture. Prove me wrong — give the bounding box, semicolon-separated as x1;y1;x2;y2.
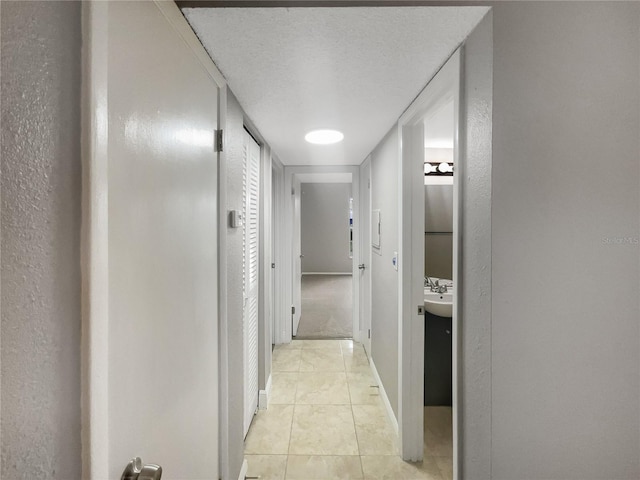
276;167;361;345
296;181;354;339
398;49;461;467
422;95;456;473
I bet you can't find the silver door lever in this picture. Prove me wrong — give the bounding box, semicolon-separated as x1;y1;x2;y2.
121;457;162;480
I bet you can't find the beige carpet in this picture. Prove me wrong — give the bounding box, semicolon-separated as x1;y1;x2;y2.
296;274;353;338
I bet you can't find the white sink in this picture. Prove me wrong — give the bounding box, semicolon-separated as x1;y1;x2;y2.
424;289;452;317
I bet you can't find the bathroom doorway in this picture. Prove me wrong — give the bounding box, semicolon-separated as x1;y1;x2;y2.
422;96;455;473
397;49;460;466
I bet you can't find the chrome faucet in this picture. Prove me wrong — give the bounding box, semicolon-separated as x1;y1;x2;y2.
425;276;448;293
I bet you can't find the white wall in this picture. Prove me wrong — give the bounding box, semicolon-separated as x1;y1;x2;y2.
459;11;493;478
369;128;400;417
490;3;640;478
301;183;352;273
1;2;82;478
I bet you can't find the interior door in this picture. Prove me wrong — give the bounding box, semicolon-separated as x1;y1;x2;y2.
91;2;220;477
243;130;261;436
359;158;372;355
291;177;302;336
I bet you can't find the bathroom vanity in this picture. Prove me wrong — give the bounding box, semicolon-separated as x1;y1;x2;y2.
424;311;452;406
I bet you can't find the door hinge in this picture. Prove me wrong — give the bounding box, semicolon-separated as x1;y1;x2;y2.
417;305;425;315
368;329;371;339
215;129;223;152
291;306;295;315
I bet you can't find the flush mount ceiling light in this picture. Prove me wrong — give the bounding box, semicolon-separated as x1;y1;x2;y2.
304;129;344;145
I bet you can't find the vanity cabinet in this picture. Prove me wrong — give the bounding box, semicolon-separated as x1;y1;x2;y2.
424;312;452;406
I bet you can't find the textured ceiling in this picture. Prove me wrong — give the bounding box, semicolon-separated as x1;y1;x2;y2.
183;7;489;166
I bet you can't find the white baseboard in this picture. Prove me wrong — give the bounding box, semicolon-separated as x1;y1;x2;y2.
258;374;272;410
369;357;399;434
238;459;248;480
302;272;352;275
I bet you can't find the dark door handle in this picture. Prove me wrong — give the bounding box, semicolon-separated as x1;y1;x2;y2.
358;264;366;270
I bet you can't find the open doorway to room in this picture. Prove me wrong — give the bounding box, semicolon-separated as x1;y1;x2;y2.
398;48;467;471
422;95;456;474
280;167;361;345
296;181;354;338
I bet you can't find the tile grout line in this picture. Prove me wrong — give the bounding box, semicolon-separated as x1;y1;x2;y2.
283;344;304;479
344;342;367;479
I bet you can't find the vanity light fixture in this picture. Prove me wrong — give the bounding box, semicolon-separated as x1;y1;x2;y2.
424;161;454;176
305;129;344;145
438;162;453;174
424;163;437;174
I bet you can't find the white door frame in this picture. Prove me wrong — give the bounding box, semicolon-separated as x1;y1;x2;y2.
359;156;373;354
397;49;461;463
291;175;302;335
276;165;361;344
271;158;286;345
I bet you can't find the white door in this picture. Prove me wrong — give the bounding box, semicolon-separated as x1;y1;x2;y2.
84;2;222;478
359;158;372;355
243;131;261;436
291;177;302;336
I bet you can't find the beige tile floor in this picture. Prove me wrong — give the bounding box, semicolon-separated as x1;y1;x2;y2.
244;339;453;480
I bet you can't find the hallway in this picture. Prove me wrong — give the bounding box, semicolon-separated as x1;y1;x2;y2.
244;340;452;479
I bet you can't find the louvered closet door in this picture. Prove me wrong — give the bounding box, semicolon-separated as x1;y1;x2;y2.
243;130;260;437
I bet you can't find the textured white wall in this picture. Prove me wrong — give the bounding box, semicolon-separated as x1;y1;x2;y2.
370;128;400;417
1;2;82;479
459;11;493;478
491;3;640;479
301;183;353;273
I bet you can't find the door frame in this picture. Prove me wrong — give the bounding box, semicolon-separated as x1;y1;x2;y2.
291;175;302;335
276;165;361;344
271;158;286;345
359;156;373;355
397;49;461;464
